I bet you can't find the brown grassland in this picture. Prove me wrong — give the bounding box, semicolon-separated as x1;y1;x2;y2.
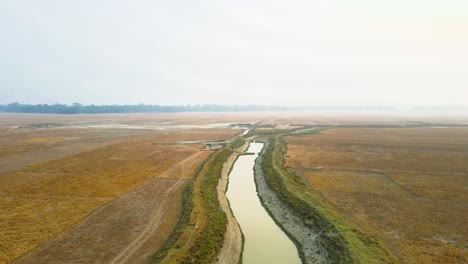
2;112;467;264
0;113;244;263
286;127;468;263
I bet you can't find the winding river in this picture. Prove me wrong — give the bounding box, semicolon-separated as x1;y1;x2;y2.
226;142;300;263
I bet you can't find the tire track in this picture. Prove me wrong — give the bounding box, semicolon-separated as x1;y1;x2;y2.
111;178;185;264
111;151;208;263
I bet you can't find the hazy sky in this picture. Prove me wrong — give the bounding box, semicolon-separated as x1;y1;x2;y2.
1;1;467;106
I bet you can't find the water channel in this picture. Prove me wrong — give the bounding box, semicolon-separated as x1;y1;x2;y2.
226;142;301;263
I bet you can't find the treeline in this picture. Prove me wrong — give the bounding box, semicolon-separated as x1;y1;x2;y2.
0;102;400;114
0;102;291;114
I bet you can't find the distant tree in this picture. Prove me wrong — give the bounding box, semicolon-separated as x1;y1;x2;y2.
0;102;294;114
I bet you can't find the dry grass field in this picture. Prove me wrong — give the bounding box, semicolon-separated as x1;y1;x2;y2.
257;112;468;126
286;127;468;263
0;112;263;129
0;126;240;180
2;113;466;263
0;113;247;263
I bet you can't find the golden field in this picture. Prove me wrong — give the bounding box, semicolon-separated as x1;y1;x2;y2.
2;112;467;263
286;127;468;263
0;113;246;263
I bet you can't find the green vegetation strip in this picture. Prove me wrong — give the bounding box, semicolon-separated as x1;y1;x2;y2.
150;139;244;263
262;135;395;263
229;137;245;149
186;149;230;262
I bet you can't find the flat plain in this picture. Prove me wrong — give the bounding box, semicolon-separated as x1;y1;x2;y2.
0;113;250;264
2;112;467;264
286;127;468;263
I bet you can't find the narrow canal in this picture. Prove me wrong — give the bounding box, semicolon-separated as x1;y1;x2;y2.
226;142;301;263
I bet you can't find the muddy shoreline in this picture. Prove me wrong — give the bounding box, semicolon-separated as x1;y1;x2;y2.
253;140;327;264
215;142;249;264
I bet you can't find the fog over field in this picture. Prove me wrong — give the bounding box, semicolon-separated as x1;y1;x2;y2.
1;3;467;263
1;1;467;107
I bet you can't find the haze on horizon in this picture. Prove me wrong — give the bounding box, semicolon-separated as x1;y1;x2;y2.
1;1;467;107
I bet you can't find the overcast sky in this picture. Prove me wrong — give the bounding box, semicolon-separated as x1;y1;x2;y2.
1;1;467;106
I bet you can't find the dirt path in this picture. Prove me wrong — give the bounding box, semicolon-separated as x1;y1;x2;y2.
15;151;208;264
215;142;250;264
110;178;185;264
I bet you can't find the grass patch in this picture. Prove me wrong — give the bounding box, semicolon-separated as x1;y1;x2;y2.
252;128;296;136
229;137;245;149
262;135;395;263
150;148;232;263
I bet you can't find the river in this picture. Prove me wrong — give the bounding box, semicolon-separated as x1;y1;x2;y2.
226;142;301;264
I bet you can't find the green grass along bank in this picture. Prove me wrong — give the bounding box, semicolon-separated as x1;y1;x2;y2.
258;135;396;263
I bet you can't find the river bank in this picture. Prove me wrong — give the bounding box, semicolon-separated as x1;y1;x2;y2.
215;140;249;264
253;139;327;264
256;136;395;263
